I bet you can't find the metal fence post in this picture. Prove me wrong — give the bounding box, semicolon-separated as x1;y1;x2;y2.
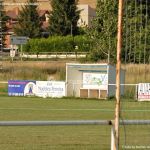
111;125;115;150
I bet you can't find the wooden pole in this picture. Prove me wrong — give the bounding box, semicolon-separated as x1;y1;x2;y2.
114;0;123;150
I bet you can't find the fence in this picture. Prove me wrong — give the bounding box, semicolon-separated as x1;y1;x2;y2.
0;120;150;150
0;81;140;100
22;52;88;59
0;81;138;99
0;52;89;60
66;82;138;100
0;81;150;149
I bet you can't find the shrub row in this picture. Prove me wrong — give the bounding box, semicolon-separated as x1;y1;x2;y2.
23;35;93;53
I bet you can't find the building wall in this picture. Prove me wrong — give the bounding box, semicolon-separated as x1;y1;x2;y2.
3;0;96;11
3;0;96;47
4;0;96;28
3;0;51;10
66;64;83;97
66;63;108;98
79;0;96;9
77;5;96;27
108;65;116;97
88;5;96;27
66;63;125;99
108;65;125;97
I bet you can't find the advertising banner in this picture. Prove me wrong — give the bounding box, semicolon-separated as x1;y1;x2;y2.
83;73;108;90
36;81;66;98
138;83;150;101
8;80;36;96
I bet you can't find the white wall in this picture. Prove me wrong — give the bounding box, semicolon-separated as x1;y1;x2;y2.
108;65;125;97
77;4;96;27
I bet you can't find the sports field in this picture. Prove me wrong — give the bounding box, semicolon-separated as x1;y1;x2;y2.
0;96;150;149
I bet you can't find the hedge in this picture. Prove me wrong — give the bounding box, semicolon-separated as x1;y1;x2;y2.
23;35;93;53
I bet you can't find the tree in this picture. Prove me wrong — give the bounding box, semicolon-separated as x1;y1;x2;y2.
88;0;118;62
14;0;42;38
48;0;80;36
0;0;8;49
123;0;150;64
88;0;150;63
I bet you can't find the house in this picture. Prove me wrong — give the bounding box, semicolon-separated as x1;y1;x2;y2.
5;8;50;47
2;0;96;48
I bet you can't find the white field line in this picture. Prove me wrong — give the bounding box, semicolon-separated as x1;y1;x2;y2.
0;108;150;112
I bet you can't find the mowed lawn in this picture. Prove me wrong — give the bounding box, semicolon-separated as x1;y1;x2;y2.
0;96;150;150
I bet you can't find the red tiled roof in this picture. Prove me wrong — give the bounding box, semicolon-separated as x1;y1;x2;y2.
6;10;18;19
6;9;49;19
39;10;49;17
6;9;49;30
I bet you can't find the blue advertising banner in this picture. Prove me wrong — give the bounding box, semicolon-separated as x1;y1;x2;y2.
8;80;36;96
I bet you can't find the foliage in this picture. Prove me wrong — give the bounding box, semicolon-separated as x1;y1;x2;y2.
88;0;150;63
87;0;118;62
48;0;80;36
0;0;8;48
23;35;92;53
122;0;150;63
14;0;42;38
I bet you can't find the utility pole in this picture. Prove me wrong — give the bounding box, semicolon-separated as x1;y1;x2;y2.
114;0;123;150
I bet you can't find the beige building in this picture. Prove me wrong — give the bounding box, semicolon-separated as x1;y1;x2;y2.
3;0;51;10
3;0;96;10
79;0;96;9
3;0;96;47
3;0;96;27
77;4;96;27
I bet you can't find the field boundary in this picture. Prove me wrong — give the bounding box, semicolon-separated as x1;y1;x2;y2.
0;119;150;150
0;120;150;126
1;108;150;112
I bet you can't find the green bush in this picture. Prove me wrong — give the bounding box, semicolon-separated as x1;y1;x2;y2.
23;35;93;53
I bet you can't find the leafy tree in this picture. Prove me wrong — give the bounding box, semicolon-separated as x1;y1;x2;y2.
88;0;150;63
88;0;118;62
14;0;42;38
123;0;150;63
48;0;80;36
0;0;8;49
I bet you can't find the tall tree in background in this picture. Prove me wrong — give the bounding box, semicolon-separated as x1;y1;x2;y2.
123;0;150;64
0;0;8;49
88;0;150;63
88;0;118;62
14;0;42;38
48;0;80;36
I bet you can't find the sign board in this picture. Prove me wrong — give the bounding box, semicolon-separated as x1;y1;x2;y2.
138;83;150;101
8;80;36;96
10;36;28;45
36;81;66;98
83;73;108;90
10;50;16;58
8;80;66;98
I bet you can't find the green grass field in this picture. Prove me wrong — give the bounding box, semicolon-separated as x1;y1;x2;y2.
0;96;150;149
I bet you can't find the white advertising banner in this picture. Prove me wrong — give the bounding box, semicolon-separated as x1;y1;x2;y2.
83;73;108;90
138;83;150;101
36;81;66;98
